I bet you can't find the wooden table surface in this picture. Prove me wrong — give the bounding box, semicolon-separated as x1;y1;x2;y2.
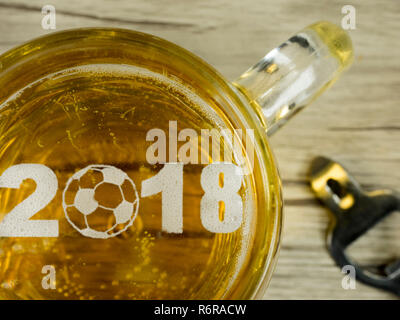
0;0;398;299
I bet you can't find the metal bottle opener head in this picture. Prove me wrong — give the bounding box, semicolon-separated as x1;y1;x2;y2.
309;156;400;296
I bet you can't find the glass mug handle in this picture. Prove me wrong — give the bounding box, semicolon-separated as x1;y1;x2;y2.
233;21;354;136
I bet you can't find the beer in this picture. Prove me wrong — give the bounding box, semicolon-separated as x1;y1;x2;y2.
0;63;260;299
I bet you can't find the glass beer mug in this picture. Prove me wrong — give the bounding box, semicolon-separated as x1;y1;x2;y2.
0;22;353;299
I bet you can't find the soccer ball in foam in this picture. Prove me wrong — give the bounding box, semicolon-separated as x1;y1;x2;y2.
62;165;139;239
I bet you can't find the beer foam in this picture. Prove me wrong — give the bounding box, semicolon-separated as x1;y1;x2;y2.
69;63;227;131
1;63;222;133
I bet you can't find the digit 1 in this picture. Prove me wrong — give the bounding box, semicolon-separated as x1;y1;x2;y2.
141;163;184;233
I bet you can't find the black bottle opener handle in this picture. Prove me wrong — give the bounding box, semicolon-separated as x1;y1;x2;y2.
309;156;400;296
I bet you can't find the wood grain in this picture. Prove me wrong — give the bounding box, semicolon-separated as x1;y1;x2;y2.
0;0;399;299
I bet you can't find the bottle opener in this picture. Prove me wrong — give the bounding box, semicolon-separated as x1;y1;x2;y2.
309;156;400;296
